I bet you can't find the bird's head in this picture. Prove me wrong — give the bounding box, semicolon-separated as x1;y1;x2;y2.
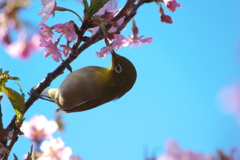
108;50;137;90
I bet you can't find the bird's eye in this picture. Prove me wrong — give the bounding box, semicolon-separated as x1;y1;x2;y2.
115;64;122;73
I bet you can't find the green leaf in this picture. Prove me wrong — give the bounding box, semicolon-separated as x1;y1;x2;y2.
87;0;110;17
83;0;89;11
0;86;24;126
11;77;20;81
0;69;20;87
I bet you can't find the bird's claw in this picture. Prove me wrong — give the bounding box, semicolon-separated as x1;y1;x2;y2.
28;88;54;103
28;87;41;98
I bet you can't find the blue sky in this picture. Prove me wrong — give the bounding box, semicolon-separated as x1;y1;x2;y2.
1;0;240;159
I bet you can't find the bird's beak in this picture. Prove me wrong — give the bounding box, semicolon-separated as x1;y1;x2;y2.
110;50;118;64
110;50;117;59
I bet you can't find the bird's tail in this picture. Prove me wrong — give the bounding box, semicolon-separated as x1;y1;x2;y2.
41;88;57;100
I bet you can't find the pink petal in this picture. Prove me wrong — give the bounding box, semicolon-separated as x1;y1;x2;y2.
53;23;77;42
39;138;73;160
21;115;58;141
163;0;182;12
140;37;153;44
95;46;113;58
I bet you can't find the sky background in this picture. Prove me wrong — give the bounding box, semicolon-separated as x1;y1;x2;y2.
1;0;240;159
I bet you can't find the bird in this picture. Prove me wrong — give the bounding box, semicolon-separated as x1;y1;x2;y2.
40;50;137;114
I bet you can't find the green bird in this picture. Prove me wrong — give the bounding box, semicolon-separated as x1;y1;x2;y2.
41;50;137;113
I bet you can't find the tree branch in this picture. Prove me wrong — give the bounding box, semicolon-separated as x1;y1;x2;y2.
3;0;149;158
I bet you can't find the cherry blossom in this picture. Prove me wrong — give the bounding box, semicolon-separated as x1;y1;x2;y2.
38;0;57;23
38;137;72;160
94;34;126;58
95;46;113;58
21;115;58;143
94;19;153;57
122;36;152;47
53;22;77;42
163;0;182;12
157;140;216;160
112;34;126;49
40;23;54;41
122;19;153;47
40;39;62;62
91;0;123;36
91;17;124;36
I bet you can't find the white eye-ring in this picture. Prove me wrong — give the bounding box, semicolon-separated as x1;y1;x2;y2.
115;64;122;73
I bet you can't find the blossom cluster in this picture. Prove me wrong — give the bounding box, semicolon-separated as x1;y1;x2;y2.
88;0;153;57
21;115;81;160
37;0;181;61
21;116;237;160
0;0;181;60
39;22;77;62
0;0;181;62
37;0;153;60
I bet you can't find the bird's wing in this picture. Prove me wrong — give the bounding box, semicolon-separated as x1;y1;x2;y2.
56;66;108;111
